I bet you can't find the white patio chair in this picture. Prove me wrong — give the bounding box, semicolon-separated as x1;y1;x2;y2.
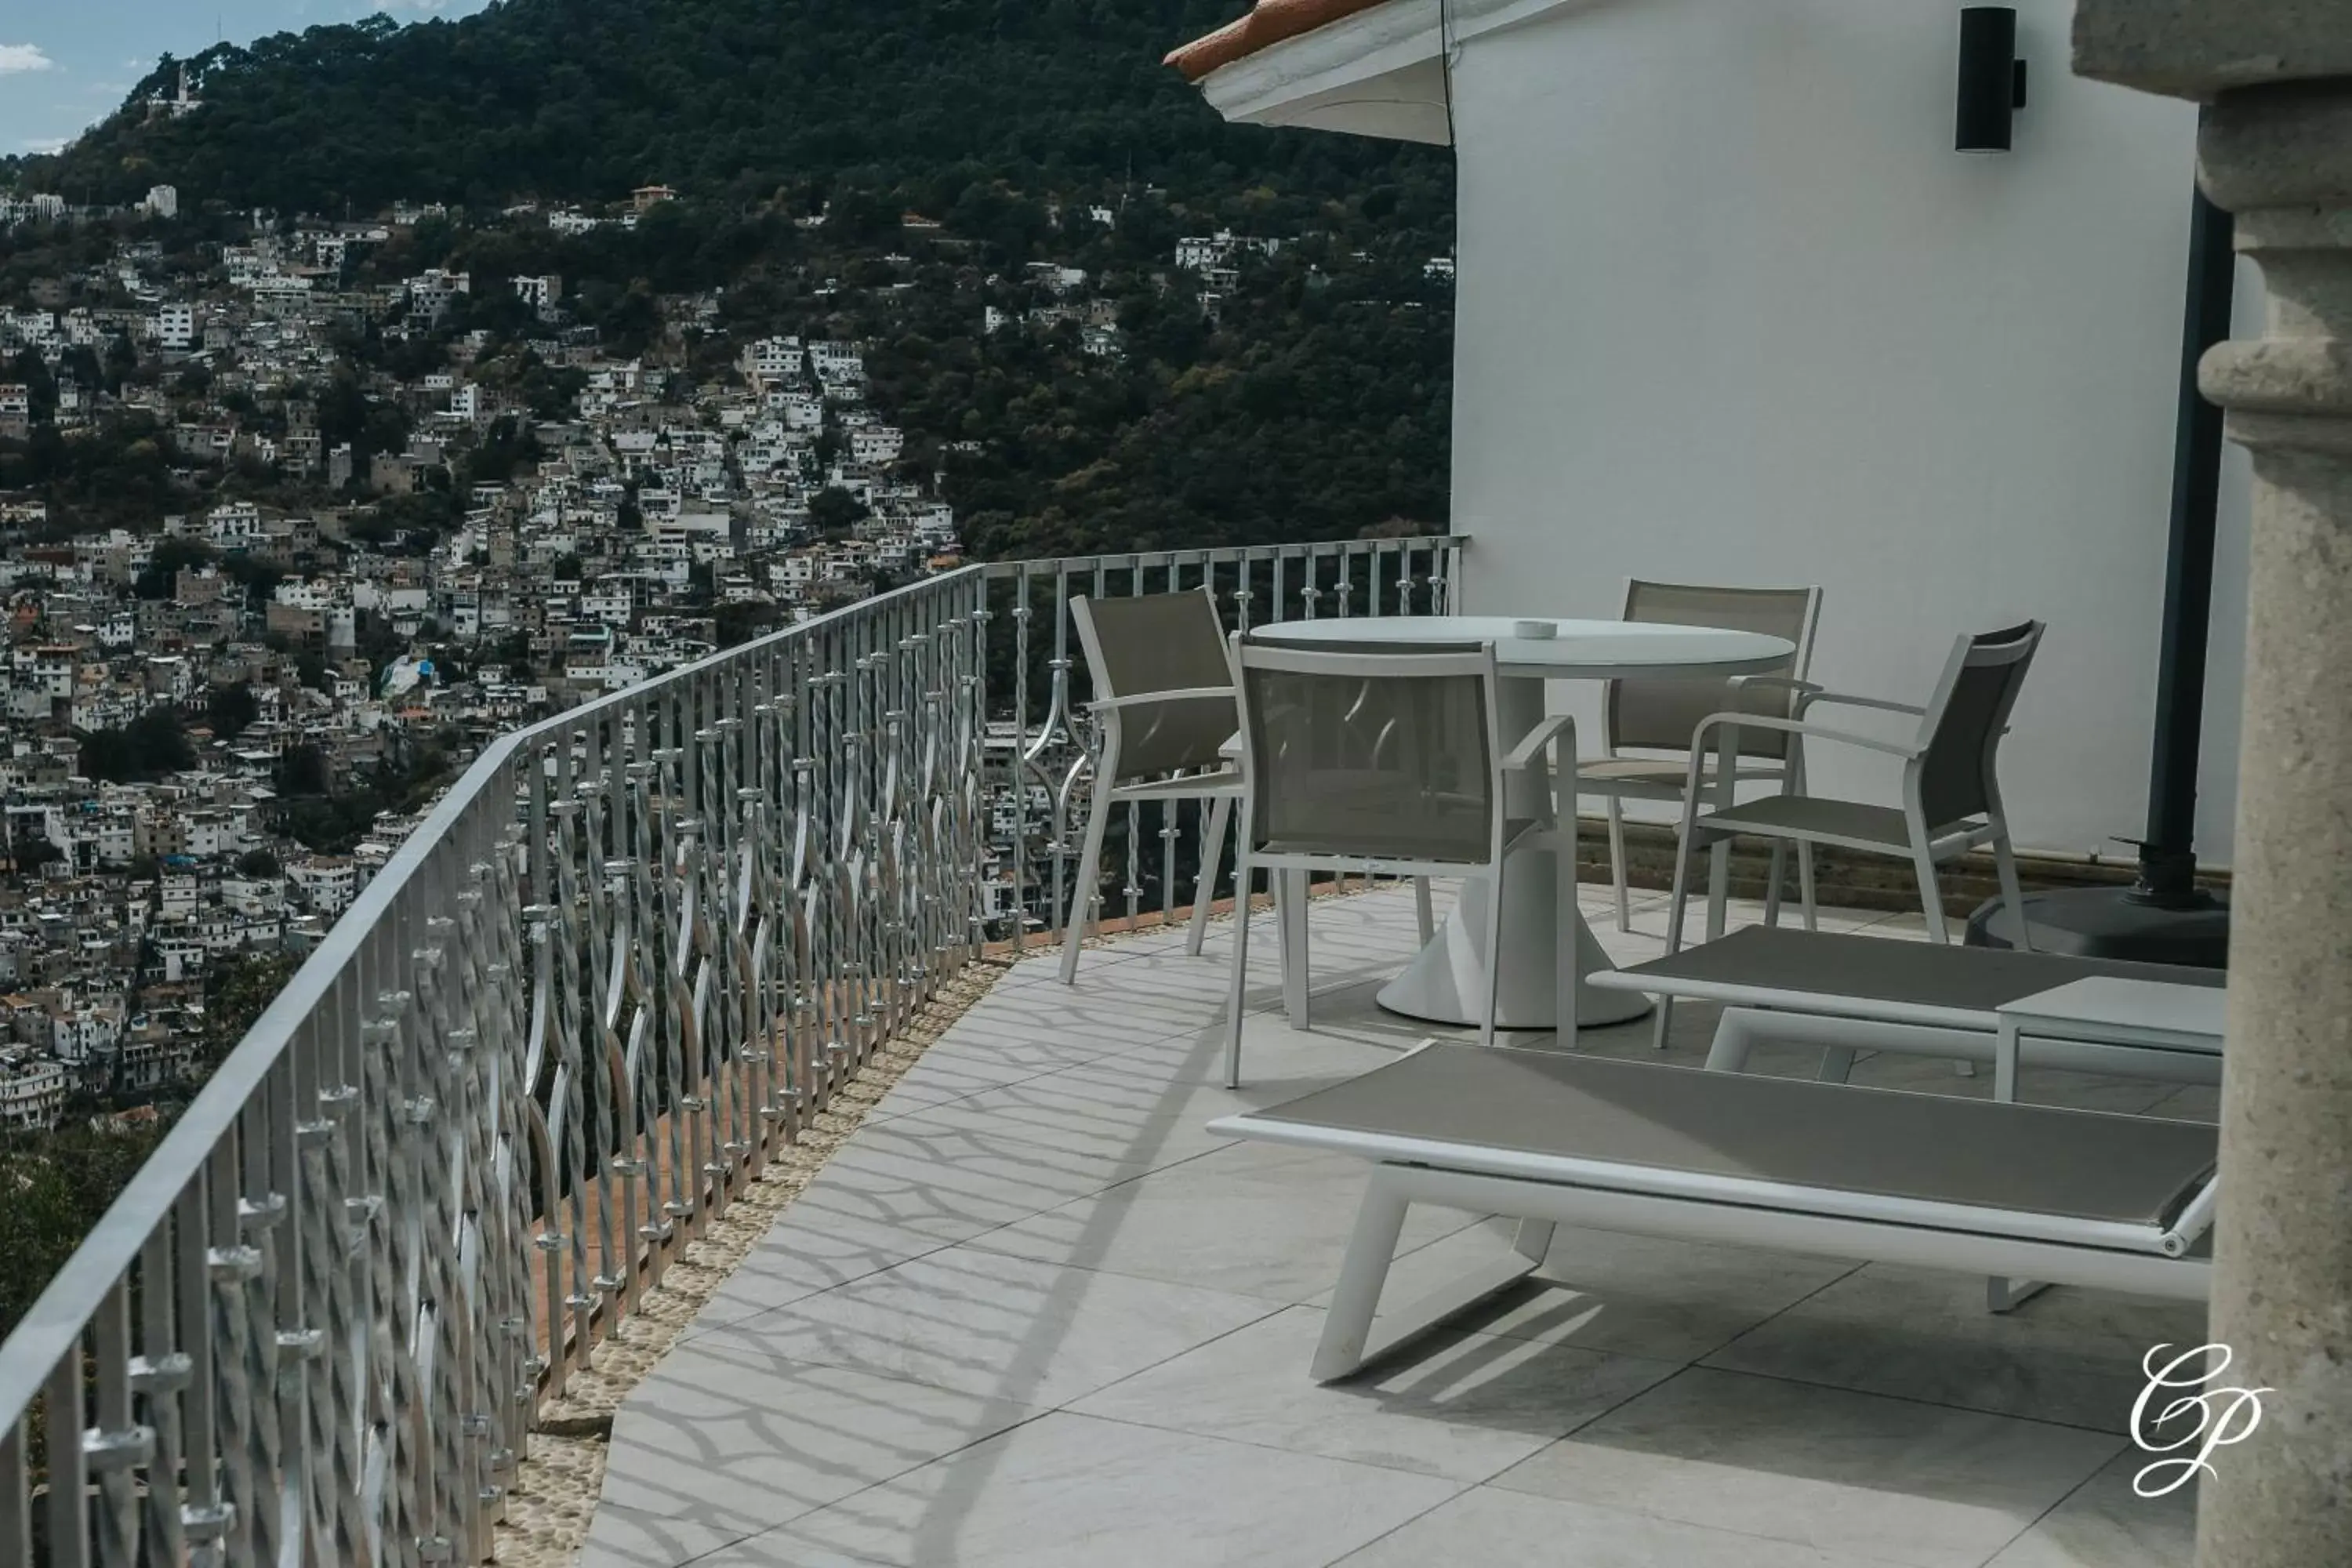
1577;580;1824;932
1061;588;1249;984
1223;636;1577;1087
1652;619;2045;1048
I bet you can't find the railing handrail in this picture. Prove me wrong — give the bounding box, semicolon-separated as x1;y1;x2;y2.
0;563;989;1432
973;536;1467;584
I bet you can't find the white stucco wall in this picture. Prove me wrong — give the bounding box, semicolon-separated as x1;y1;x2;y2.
1446;0;2253;861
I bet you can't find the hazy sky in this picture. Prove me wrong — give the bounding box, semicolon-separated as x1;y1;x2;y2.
1;2;491;156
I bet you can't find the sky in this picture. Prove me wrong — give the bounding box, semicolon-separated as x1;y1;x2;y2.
0;1;490;156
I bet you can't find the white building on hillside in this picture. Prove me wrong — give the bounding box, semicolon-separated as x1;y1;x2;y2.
1175;230;1281;271
808;341;863;381
155;303;197;351
744;336;806;389
206;501;263;549
512;274;564;317
849;426;904;466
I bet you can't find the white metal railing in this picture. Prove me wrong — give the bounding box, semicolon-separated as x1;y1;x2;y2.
0;535;1462;1566
984;539;1465;945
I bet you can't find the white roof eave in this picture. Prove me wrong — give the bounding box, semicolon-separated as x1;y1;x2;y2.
1195;0;1587;145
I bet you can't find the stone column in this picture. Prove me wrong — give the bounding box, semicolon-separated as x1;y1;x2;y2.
2075;9;2352;1566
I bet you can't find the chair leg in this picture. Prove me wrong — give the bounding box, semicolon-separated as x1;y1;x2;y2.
1277;869;1311;1030
1413;876;1436;944
1991;827;2032;954
1784;743;1818;932
1704;837;1733;942
1911;841;1972;1075
1185;794;1232;958
1911;845;1951;945
1479;858;1508;1050
1653;826;1700;1051
1555;824;1578;1040
1225;844;1253;1089
1764;841;1788;928
1606;797;1632;931
1059;768;1117;985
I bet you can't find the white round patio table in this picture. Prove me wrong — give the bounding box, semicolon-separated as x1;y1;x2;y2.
1251;615;1796;1029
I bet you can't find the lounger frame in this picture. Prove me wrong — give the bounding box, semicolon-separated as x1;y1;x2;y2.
1208;1109;2215;1384
1588;939;2226;1099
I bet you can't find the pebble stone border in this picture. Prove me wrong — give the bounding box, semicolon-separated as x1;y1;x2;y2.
491;955;1014;1566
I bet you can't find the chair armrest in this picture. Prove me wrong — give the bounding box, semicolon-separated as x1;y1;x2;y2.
1690;711;1922;760
1793;689;1927;719
1724;674;1821;725
1724;673;1821;702
1503;712;1577;773
1087;686;1233;713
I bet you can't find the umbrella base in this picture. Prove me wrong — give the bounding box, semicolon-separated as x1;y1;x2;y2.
1964;885;2229;970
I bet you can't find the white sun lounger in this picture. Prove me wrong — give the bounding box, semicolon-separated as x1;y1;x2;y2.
1209;1044;2216;1382
1588;925;2226;1093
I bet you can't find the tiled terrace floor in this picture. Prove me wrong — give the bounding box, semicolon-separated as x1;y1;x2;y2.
584;882;2212;1568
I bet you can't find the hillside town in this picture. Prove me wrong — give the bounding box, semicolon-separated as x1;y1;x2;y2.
0;185;1336;1131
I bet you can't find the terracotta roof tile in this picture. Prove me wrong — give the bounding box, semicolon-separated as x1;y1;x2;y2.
1164;0;1397;82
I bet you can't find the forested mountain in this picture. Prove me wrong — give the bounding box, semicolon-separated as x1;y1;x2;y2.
25;1;1438;220
5;1;1457;557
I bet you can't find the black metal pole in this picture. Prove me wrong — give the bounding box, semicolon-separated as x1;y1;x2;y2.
2136;185;2234;907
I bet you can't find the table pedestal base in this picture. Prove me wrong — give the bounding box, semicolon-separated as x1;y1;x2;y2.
1374;847;1653;1031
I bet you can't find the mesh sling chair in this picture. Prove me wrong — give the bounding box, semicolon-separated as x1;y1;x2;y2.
1224;636;1578;1087
1060;588;1250;984
1577;581;1824;933
1063;592;1439;993
1651;620;2045;1050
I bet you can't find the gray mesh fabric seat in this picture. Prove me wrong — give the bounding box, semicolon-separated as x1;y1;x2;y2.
1653;620;2046;1048
1576;582;1824;933
1224;636;1579;1085
1060;589;1250;985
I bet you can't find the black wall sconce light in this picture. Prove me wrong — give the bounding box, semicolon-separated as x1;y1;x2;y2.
1956;7;2028;152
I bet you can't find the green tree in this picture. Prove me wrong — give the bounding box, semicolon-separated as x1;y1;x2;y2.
808;485;869;536
208;681;259;740
713;600;784;648
277;743;330;797
219;554;285;607
198;951;303;1070
133;536;218;600
102;333;139;393
78;709;196;783
12;836;64;873
0;1120;176;1343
